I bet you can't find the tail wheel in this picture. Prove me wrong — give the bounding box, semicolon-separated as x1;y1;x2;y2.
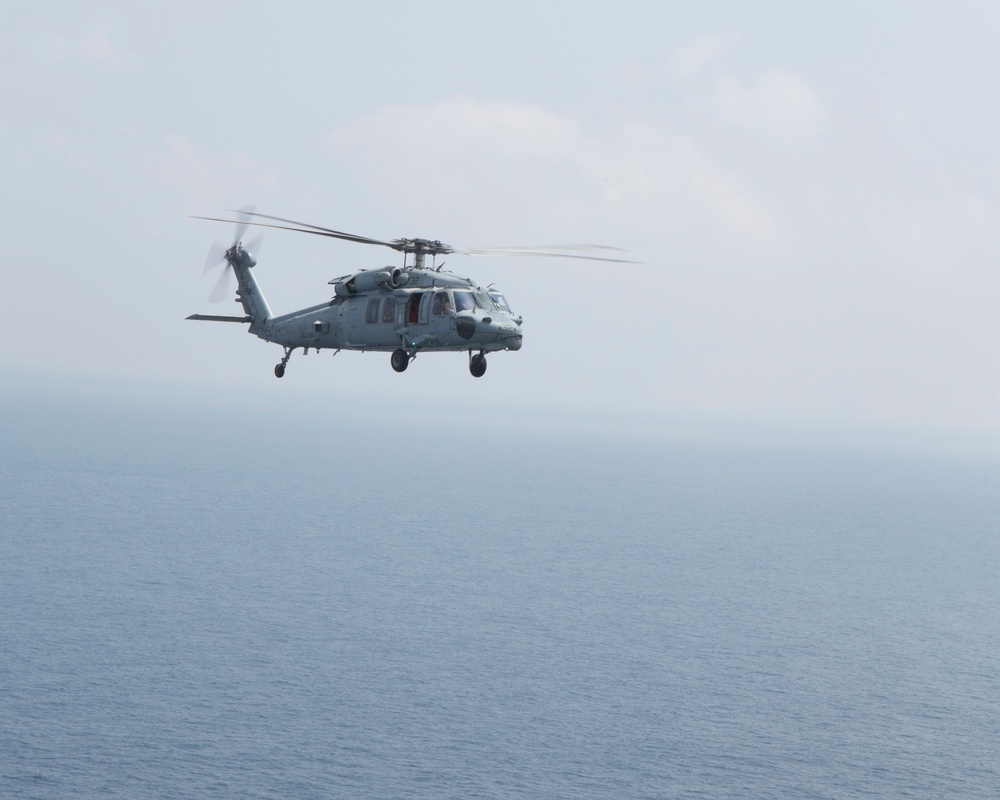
391;348;409;373
274;363;285;378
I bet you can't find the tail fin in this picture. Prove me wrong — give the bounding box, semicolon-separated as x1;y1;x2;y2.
230;246;272;332
189;242;272;336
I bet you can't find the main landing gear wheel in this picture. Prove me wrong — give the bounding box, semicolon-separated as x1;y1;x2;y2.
274;346;293;378
391;348;410;373
469;353;487;378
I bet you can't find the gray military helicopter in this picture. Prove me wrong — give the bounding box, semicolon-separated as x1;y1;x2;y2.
189;208;630;378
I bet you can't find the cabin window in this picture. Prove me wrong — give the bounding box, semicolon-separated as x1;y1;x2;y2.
432;291;452;316
407;293;423;324
454;291;481;313
366;298;379;323
381;297;397;324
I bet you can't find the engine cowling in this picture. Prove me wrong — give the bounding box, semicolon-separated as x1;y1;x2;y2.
334;268;409;296
386;268;408;288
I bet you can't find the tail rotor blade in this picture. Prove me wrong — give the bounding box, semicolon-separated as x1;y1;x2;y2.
197;205;256;303
244;233;263;262
208;265;235;303
232;204;256;245
204;241;227;273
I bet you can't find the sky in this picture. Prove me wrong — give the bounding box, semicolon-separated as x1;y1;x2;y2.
2;1;999;454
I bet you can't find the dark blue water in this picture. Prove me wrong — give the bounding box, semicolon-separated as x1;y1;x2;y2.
2;393;999;798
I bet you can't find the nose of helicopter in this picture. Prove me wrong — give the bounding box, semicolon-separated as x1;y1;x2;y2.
499;315;522;351
473;312;522;349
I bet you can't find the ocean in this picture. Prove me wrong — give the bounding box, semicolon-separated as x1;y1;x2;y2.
2;392;998;798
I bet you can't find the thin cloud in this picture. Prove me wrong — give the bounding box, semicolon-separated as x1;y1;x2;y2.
670;34;729;77
325;97;793;260
715;70;825;147
16;17;133;68
137;134;278;209
78;20;132;68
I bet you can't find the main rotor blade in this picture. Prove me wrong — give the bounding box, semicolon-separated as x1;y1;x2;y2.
193;211;634;262
232;204;256;245
192;209;262;247
195;216;395;249
237;211;399;249
452;244;638;264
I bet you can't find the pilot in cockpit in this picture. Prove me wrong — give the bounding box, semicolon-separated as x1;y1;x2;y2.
433;292;452;316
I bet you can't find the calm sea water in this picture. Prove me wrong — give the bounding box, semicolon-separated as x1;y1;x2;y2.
2;394;998;798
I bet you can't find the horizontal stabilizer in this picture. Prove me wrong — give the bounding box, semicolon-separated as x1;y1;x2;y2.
186;314;252;323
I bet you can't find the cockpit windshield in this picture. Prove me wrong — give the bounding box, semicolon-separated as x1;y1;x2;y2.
489;292;512;314
454;291;482;313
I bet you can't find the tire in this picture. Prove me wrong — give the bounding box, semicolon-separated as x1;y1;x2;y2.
274;363;285;378
469;354;487;378
391;348;409;373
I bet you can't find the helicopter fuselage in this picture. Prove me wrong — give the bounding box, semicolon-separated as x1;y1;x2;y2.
192;209;626;377
191;245;524;377
190;210;633;379
257;268;523;356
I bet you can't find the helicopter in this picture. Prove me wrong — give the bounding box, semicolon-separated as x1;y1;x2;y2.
188;208;630;378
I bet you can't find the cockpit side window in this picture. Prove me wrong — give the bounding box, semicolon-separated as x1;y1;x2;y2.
489;292;512;313
432;291;452;316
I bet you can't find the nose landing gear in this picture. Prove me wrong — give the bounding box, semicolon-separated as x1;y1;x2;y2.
469;351;487;378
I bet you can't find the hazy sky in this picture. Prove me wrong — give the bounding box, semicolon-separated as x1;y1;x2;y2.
3;1;999;452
